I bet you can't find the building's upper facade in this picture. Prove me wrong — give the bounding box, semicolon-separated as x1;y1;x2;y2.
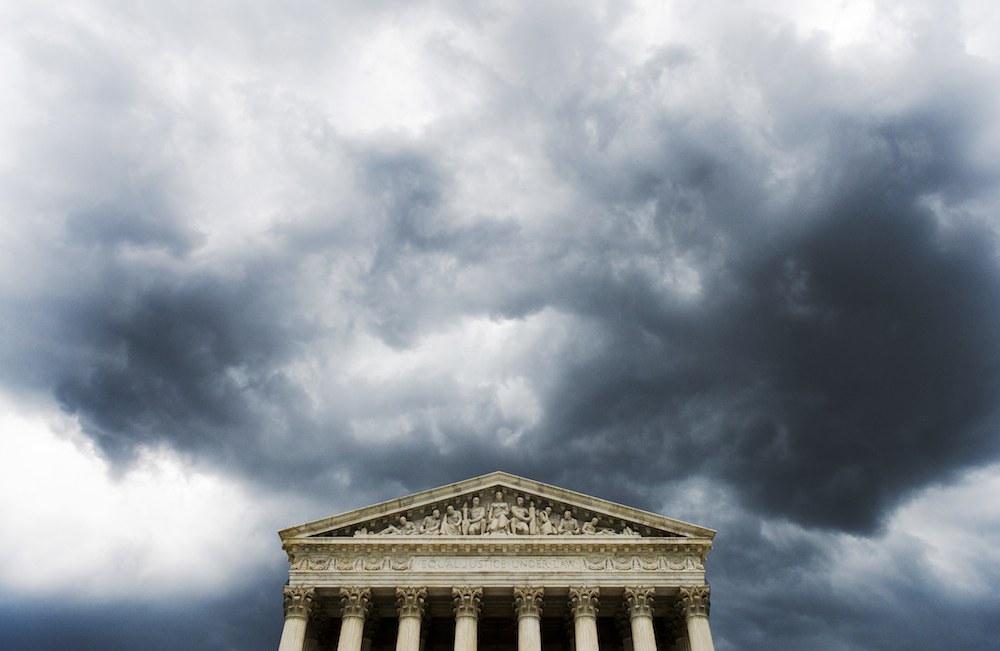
276;472;718;651
279;471;715;590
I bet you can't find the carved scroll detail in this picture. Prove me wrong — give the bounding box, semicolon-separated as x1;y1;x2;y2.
453;587;483;619
283;586;315;620
396;587;427;618
623;587;655;619
513;587;544;619
293;555;412;572
677;585;710;618
340;587;372;619
568;587;600;618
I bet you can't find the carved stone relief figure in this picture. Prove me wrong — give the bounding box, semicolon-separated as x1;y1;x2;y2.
510;496;532;535
420;509;442;535
357;494;649;537
441;505;463;535
487;491;512;535
464;496;486;535
537;506;557;535
379;515;417;535
558;510;580;535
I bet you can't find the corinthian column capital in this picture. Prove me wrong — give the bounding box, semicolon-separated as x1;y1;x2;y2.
453;587;483;619
396;587;428;619
340;587;373;619
677;586;710;619
568;587;600;618
283;586;316;620
623;587;655;619
513;587;544;619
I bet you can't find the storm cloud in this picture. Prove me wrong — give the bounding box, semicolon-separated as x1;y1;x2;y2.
1;0;999;650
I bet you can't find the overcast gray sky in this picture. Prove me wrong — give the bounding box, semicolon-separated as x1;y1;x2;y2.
2;0;1000;649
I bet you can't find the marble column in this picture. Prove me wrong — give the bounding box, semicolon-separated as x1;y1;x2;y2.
614;612;633;651
305;613;330;651
623;588;656;651
362;610;381;651
396;588;428;651
453;587;483;651
337;588;372;651
665;610;690;651
678;587;714;651
568;588;600;651
563;615;576;651
419;616;431;651
513;587;544;651
278;587;316;651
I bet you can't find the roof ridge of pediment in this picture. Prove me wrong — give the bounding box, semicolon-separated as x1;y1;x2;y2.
279;471;715;541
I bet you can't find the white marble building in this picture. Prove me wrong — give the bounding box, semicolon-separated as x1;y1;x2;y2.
277;472;716;651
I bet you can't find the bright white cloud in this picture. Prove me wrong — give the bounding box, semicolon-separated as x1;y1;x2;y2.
0;393;296;601
878;463;1000;595
764;464;1000;599
331;311;571;445
659;462;1000;604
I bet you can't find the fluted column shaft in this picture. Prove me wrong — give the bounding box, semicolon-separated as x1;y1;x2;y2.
279;618;309;651
278;587;315;651
453;588;483;651
362;611;380;651
569;588;600;651
665;611;689;651
397;588;427;651
304;615;329;651
338;588;372;651
615;613;633;651
678;586;714;651
514;587;544;651
624;588;657;651
686;619;713;651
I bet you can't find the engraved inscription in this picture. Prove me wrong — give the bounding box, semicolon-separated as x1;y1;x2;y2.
414;557;586;571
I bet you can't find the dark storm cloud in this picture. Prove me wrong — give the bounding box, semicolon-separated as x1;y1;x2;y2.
699;502;1000;650
52;266;307;462
3;0;997;533
3;3;1000;650
0;564;288;651
533;179;1000;531
516;24;1000;532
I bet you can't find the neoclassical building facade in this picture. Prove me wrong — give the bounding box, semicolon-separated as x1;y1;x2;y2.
277;473;717;651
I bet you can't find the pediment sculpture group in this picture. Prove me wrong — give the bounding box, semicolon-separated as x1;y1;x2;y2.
354;491;643;537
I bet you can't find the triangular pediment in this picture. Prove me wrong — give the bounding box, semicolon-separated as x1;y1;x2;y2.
279;472;715;542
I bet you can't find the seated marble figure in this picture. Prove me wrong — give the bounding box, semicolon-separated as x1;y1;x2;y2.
557;510;579;535
368;498;644;537
487;491;511;534
441;504;463;535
